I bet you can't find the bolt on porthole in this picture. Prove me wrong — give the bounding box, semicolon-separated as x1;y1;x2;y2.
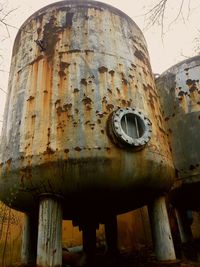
109;108;152;150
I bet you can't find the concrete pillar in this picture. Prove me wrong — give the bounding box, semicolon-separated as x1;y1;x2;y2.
149;196;176;261
175;209;193;244
36;195;63;267
105;216;118;254
21;212;38;265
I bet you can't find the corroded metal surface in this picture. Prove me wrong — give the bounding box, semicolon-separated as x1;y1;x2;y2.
156;56;200;209
156;56;200;183
0;0;174;216
21;213;38;265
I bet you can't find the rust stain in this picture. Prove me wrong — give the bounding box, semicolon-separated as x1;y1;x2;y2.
37;27;42;35
67;49;81;54
102;96;107;104
30;55;44;65
84;49;94;55
74;147;82;152
27;96;35;101
66;12;74;27
134;50;146;63
58;70;65;77
98;66;108;73
131;63;137;69
109;70;115;76
63;103;72;111
73;88;79;93
108;88;113;95
106;104;114;111
122;77;128;85
60;61;70;71
80;79;87;86
56;106;64;115
116;87;120;95
82;96;92;105
6;158;12;172
42;15;63;58
55;99;61;107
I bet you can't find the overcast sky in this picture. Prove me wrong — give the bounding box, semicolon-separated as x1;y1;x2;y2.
0;0;200;128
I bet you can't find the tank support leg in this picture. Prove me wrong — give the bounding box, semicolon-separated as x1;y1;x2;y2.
175;209;193;244
36;195;63;267
82;222;96;264
105;216;118;255
148;196;176;261
21;212;38;265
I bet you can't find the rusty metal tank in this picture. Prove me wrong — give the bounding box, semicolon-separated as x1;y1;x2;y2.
156;55;200;210
0;0;174;219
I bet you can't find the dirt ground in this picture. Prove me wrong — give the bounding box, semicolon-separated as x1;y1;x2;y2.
8;241;200;267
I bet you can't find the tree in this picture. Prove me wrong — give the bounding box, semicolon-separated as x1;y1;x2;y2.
144;0;198;37
0;1;17;40
0;2;17;101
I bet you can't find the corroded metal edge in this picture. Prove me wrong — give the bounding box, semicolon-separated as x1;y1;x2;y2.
14;0;145;48
158;55;200;77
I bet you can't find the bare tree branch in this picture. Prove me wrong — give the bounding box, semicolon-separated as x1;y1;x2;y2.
0;87;7;94
144;0;190;37
1;7;18;21
0;2;17;96
0;4;18;40
168;0;185;30
144;0;168;31
187;0;191;19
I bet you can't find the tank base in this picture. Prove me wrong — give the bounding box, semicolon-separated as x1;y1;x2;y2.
147;260;181;267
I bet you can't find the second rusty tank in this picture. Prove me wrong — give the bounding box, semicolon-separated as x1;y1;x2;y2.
156;55;200;211
0;0;174;220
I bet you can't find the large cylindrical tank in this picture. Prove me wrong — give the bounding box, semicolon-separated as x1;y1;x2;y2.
156;56;200;210
0;0;174;219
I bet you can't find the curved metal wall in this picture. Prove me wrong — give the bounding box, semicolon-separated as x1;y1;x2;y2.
0;1;174;217
156;56;200;210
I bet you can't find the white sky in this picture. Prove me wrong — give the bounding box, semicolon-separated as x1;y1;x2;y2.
0;0;200;128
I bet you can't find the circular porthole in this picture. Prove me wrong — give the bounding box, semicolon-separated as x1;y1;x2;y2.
109;108;152;150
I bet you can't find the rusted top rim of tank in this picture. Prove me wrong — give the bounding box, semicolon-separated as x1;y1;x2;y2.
15;0;145;43
157;55;200;78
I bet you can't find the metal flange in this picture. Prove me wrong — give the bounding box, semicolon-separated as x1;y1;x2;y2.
110;108;152;150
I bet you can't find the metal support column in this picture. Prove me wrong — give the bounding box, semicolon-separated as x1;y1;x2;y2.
149;196;176;261
81;222;97;266
21;212;38;265
175;209;193;244
105;215;118;255
36;195;63;267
